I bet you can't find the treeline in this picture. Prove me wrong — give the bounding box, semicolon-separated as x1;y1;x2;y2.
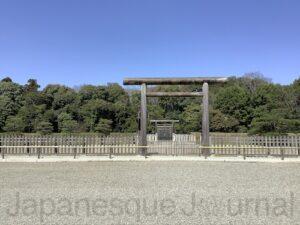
0;73;299;135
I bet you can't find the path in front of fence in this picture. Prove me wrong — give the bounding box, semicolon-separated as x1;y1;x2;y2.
0;161;299;225
0;134;300;160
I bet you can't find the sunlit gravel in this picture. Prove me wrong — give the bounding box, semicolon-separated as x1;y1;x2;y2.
0;161;299;225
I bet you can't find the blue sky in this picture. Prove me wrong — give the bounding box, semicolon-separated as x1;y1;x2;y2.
0;0;299;88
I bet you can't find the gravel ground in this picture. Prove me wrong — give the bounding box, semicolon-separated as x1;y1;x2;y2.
0;161;299;225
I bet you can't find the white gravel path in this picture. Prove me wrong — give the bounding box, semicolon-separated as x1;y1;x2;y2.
1;155;300;163
0;161;299;225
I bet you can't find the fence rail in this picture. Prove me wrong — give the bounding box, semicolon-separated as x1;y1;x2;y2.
0;134;299;159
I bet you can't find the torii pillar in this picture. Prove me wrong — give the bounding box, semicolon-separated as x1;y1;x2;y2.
201;82;209;155
140;83;147;155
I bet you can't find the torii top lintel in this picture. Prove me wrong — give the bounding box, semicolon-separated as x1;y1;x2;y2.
123;77;228;85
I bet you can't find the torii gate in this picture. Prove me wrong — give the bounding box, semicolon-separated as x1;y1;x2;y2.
123;77;228;156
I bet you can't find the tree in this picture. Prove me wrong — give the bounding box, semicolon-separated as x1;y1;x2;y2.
60;120;78;133
78;85;107;101
238;72;271;94
58;113;78;133
24;79;40;92
3;116;26;132
106;83;127;102
94;119;113;135
35;121;53;135
180;103;201;133
292;78;300;116
250;114;280;135
42;85;78;110
18;105;39;132
79;99;112;131
1;77;12;82
215;85;252;129
0;80;23;130
210;110;239;132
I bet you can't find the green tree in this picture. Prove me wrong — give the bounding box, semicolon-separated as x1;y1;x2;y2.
0;79;23;130
180;103;201;133
215;85;252;129
94;119;113;135
35;121;53;135
292;78;300;116
43;85;77;110
210;110;239;132
79;99;112;131
24;79;40;93
1;77;12;82
3;116;26;132
58;113;78;133
106;83;127;102
79;85;107;101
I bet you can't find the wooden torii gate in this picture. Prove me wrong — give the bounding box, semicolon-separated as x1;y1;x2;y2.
123;77;228;156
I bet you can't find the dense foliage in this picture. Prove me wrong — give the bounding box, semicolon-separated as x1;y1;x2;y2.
0;73;299;135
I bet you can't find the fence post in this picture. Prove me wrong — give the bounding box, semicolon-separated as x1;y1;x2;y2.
37;137;41;159
281;147;284;160
73;147;77;159
265;136;269;156
27;139;30;156
109;147;112;159
71;136;75;159
236;137;240;156
1;137;4;159
74;142;77;159
54;137;58;155
38;147;41;159
83;136;86;155
298;136;300;156
243;137;249;160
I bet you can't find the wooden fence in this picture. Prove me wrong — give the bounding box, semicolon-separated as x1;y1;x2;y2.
0;135;138;158
0;134;299;159
210;135;300;157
